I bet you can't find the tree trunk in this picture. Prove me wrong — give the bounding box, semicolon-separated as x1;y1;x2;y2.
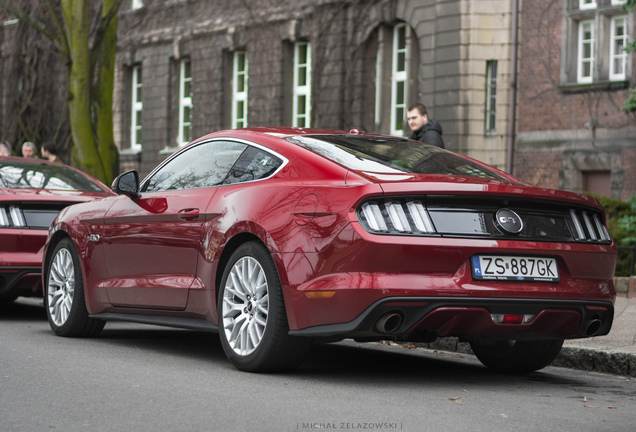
63;0;108;181
93;0;119;183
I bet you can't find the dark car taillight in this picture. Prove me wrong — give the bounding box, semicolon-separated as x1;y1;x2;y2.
0;205;26;227
568;209;611;242
0;204;66;229
357;198;437;235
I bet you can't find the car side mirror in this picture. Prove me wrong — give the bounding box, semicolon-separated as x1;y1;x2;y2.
112;170;140;198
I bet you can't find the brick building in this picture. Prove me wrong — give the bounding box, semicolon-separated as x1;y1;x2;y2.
515;0;636;200
113;0;516;177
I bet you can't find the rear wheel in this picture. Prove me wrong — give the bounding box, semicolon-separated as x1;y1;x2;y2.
470;339;564;373
45;238;105;337
218;241;310;372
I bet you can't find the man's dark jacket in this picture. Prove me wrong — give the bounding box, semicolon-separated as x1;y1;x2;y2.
409;119;444;148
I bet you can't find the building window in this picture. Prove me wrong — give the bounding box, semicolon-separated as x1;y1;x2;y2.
565;2;631;86
485;60;498;134
577;20;595;84
390;24;408;136
579;0;597;10
232;51;248;129
178;59;192;147
292;42;311;128
130;65;142;151
610;16;628;81
131;0;143;10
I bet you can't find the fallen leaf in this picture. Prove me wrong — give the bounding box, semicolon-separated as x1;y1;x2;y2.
608;406;617;409
454;399;462;405
584;405;599;408
583;396;587;402
449;396;462;404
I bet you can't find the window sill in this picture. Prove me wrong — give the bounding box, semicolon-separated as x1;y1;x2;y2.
559;80;629;94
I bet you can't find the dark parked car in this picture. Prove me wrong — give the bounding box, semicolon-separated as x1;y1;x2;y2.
1;157;113;302
42;128;616;373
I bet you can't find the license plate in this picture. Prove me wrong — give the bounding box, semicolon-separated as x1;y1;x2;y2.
471;255;560;282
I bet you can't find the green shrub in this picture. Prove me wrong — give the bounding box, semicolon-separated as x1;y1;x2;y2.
589;194;636;276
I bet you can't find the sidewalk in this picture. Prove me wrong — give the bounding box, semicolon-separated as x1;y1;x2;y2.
414;295;636;377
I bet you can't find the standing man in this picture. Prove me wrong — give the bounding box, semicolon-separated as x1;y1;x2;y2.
406;103;444;148
41;142;61;163
21;141;38;158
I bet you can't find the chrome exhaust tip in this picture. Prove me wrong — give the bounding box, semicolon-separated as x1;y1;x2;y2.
375;312;404;334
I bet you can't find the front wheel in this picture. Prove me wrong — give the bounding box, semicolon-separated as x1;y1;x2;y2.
45;238;104;337
470;339;564;373
218;241;310;372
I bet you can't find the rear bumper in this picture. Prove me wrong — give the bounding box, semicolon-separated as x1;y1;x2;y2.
0;266;43;298
288;297;614;342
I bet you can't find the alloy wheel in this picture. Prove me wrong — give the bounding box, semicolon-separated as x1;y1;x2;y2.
47;248;75;327
222;256;269;356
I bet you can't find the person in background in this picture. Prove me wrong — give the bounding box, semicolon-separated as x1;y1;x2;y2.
406;102;445;149
0;142;11;156
21;141;38;158
41;141;61;163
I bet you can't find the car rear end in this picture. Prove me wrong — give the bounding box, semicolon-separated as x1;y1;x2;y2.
282;134;616;345
0;157;112;300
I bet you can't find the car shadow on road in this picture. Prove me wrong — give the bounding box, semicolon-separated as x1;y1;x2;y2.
2;297;605;389
0;297;46;321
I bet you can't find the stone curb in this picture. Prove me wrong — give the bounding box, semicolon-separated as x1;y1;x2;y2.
406;338;636;377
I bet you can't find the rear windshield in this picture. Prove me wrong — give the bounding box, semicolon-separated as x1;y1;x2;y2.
0;160;104;192
285;135;505;180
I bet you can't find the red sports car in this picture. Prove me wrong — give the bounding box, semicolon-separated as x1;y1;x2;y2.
42;128;616;373
1;157;113;302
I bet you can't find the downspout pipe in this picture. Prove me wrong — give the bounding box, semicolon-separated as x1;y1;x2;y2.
506;0;519;174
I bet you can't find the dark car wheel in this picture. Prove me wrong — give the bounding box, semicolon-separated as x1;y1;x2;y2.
218;241;311;372
470;339;564;373
45;238;105;337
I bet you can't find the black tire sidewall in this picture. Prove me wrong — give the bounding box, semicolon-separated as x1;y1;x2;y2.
218;241;289;371
44;238;91;336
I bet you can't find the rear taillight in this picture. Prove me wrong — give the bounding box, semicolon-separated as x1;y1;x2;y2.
0;205;26;227
358;199;436;235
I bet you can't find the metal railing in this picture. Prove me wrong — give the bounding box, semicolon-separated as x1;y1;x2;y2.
617;246;636;276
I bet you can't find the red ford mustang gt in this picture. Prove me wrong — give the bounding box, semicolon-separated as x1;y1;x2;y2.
42;128;616;373
0;157;113;302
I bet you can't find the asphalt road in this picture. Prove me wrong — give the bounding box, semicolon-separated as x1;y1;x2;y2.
1;298;635;432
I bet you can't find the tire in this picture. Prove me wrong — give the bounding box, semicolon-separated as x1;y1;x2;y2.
218;241;311;372
470;339;564;373
44;238;105;337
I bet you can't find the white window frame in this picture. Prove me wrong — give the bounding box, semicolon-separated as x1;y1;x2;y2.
485;60;498;134
390;24;409;137
611;0;626;6
292;42;312;128
231;51;249;129
132;0;143;10
178;59;192;147
130;65;143;152
580;0;597;10
577;20;595;84
374;31;384;127
610;16;628;81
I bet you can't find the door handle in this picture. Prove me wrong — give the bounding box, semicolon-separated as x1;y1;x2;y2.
178;208;200;221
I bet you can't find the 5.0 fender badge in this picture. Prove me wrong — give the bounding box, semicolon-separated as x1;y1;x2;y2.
495;208;523;235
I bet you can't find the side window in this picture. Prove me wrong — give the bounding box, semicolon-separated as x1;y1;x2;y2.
144;141;247;192
224;146;283;184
